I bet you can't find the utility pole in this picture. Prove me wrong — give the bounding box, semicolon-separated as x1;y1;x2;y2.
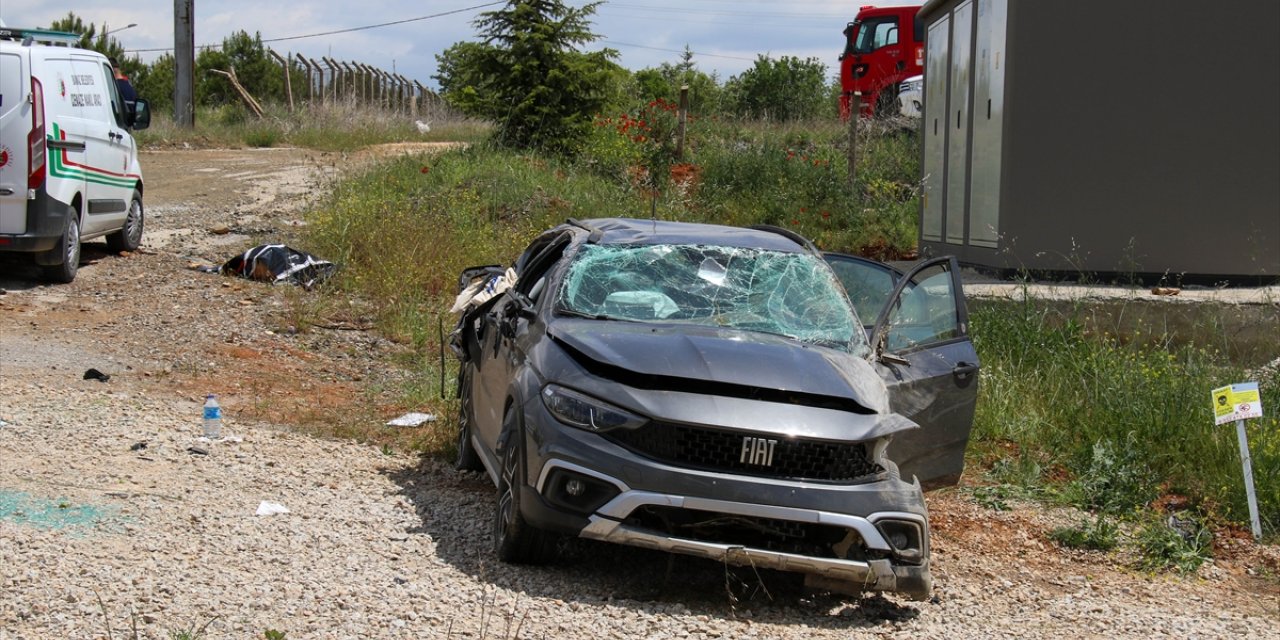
174;0;195;127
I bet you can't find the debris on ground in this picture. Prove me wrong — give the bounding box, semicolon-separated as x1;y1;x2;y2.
220;244;337;289
1151;287;1182;296
82;368;110;383
255;501;290;516
386;412;438;427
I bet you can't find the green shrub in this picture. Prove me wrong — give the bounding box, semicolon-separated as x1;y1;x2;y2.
1062;436;1157;514
970;297;1280;534
1135;513;1213;573
1049;517;1119;551
243;127;279;148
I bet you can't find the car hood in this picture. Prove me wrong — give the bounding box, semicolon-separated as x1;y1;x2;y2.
548;318;890;415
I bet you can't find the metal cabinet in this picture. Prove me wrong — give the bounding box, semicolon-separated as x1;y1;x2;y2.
922;0;1007;250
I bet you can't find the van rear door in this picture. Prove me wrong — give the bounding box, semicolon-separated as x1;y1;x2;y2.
0;49;29;234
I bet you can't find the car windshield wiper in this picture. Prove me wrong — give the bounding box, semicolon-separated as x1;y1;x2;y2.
555;308;616;321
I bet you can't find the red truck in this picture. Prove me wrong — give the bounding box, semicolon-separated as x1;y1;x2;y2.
839;4;925;118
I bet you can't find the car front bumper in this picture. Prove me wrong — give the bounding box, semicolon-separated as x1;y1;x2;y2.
517;394;933;600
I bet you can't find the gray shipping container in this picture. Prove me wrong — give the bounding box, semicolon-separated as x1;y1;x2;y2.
917;0;1279;280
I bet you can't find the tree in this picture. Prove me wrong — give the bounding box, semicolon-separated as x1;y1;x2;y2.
724;55;831;121
435;41;499;113
196;31;283;108
133;54;175;112
46;12;139;76
435;0;617;152
633;48;722;115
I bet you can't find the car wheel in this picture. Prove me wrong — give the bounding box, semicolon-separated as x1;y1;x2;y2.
494;409;557;564
454;365;483;472
106;190;144;253
42;213;81;284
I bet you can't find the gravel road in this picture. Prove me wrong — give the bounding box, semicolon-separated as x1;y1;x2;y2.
1;147;1276;639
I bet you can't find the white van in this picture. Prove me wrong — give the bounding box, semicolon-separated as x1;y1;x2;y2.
0;27;151;282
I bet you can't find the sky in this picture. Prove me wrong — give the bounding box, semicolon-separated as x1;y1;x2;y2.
0;0;919;89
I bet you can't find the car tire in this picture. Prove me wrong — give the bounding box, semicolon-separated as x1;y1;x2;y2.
454;365;483;472
494;409;557;564
42;213;81;284
106;190;144;253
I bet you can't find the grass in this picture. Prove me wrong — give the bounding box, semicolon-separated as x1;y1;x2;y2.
1049;516;1120;551
970;295;1280;541
134;101;491;152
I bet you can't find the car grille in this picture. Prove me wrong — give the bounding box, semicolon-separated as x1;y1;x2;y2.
605;421;884;483
623;505;883;562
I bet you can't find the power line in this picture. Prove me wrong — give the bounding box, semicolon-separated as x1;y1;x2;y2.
605;3;848;20
125;1;503;54
601;40;756;62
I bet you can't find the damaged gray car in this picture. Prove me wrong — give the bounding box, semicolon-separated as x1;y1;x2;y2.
450;218;978;600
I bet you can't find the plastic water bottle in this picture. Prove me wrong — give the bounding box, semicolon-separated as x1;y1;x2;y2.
202;394;223;439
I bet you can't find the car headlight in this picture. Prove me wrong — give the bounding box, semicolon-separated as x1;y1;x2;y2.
542;384;647;432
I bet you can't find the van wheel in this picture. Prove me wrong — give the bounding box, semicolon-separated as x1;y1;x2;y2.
494;410;557;564
106;190;144;252
42;214;81;284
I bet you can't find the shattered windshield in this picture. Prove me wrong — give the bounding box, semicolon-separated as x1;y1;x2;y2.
557;244;868;354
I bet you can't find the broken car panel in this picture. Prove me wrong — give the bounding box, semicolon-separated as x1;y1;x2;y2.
451;218;980;600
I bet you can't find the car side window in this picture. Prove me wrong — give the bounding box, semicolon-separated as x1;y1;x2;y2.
884;263;959;353
824;254;900;327
101;62;128;129
514;234;569;305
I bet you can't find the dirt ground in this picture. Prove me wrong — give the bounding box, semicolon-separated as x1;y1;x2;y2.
1;146;1277;638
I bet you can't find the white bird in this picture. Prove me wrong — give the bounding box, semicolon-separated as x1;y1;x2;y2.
414;120;432;134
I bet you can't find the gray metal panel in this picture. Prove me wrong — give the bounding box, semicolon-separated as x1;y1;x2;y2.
921;16;951;243
944;1;974;245
967;0;1006;249
920;0;1279;278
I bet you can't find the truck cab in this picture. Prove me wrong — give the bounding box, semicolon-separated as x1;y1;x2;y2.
840;4;925;118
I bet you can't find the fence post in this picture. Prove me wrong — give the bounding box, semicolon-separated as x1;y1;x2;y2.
310;58;325;106
846;92;860;191
397;74;411;114
414;81;428;120
267;49;294;112
322;57;340;105
296;55;314;105
676;85;689;160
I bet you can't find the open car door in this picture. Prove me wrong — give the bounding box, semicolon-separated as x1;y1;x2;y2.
865;256;979;489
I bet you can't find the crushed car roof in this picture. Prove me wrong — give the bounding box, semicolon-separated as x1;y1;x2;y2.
573;218;810;253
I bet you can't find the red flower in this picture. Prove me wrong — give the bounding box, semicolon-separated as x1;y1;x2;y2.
821;210;831;219
790;219;799;225
800;207;807;213
420;166;430;174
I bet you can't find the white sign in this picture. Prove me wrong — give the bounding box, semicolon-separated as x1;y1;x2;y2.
1211;382;1263;426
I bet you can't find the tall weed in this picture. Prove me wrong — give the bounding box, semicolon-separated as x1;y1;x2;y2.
970;297;1280;532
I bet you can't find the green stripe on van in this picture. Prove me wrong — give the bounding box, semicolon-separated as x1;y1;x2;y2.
46;123;139;189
